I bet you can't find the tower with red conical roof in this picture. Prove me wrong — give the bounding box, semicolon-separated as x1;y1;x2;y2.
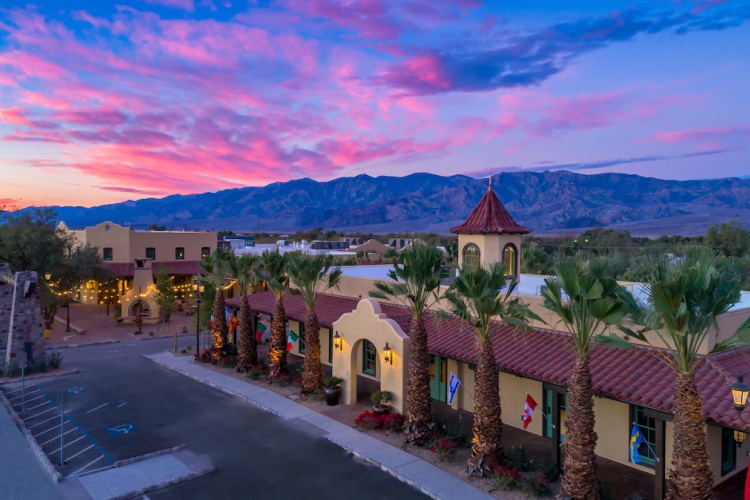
449;177;530;278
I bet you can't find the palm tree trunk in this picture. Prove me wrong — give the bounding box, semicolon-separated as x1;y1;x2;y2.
237;296;257;370
560;353;599;500
268;297;287;377
467;338;502;476
403;315;433;444
666;373;713;500
212;288;228;354
301;308;322;394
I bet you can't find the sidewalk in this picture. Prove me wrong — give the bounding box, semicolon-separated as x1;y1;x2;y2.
0;395;62;500
145;352;492;500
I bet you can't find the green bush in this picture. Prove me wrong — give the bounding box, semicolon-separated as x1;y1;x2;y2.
507;445;529;471
521;472;551;496
323;376;343;389
490;466;521;491
34;357;49;373
47;352;63;369
529;456;558;481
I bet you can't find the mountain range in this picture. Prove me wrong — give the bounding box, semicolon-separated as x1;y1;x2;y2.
38;171;750;237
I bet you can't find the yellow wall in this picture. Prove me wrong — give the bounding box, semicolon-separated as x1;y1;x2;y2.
499;373;544;437
332;299;409;413
457;233;521;272
447;359;476;412
287;320;333;367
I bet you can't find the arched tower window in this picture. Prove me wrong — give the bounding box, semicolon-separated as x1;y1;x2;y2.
463;243;480;269
503;244;518;277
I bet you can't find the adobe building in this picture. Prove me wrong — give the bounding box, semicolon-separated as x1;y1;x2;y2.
227;184;750;499
59;221;217;319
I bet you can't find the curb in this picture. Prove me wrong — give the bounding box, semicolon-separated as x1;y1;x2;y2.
0;389;63;483
49;340;120;349
114;444;186;467
1;367;79;384
136;333;194;341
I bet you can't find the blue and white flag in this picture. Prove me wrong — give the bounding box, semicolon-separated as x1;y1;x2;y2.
448;372;461;404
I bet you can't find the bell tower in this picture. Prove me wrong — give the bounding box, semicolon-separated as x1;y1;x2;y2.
449;177;530;279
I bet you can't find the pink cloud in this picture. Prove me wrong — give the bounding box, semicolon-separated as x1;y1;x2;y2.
51;109;128;125
0;108;57;129
654;127;750;150
142;0;196;11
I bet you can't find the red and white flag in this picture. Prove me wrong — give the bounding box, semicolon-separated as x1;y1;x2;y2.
522;394;538;429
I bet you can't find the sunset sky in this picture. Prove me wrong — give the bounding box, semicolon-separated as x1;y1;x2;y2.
1;0;748;209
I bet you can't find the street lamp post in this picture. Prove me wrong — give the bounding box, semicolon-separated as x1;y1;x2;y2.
193;283;204;352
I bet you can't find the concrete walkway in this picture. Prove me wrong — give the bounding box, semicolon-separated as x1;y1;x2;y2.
59;448;214;500
145;352;492;500
0;395;62;500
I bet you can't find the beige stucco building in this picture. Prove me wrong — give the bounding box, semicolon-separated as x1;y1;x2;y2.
227;186;750;499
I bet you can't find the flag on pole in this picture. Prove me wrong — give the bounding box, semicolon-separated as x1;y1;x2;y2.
229;314;239;334
255;322;266;343
209;313;214;330
522;394;537;429
287;330;299;351
630;425;644;464
224;306;231;323
448;372;461;404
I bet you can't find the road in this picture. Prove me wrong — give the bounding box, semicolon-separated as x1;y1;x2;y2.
29;339;426;499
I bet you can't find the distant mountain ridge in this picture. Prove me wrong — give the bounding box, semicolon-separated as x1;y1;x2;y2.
41;171;750;237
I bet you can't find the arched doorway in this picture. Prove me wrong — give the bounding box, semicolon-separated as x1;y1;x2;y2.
351;339;381;403
129;300;151;318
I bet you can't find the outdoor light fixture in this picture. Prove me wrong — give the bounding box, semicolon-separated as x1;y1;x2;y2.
730;375;750;414
333;331;343;351
192;283;198;291
383;342;393;365
44;272;51;280
735;430;746;447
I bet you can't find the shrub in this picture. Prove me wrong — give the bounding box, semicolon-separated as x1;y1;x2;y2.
521;473;551;496
134;330;143;335
194;349;213;363
490;466;521;491
182;326;188;334
370;390;392;406
247;364;267;380
429;439;457;462
3;359;19;377
34;357;49;373
323;376;343;389
47;351;63;369
180;349;187;354
529;456;558;482
355;411;381;430
381;412;405;432
149;331;155;336
624;494;644;500
507;445;529;471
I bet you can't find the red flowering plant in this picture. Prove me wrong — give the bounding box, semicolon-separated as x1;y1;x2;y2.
521;472;551;496
194;349;213;363
429;439;457;462
491;465;521;491
381;412;405;432
354;411;405;432
355;411;381;430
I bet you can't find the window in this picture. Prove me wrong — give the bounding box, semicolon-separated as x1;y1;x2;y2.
631;406;657;467
175;247;185;260
145;247;155;260
463;243;480;268
721;427;737;476
298;322;306;354
363;340;376;376
201;247;210;259
503;244;517;277
328;329;333;364
103;248;113;261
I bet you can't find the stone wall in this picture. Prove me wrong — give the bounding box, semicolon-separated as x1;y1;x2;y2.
2;267;45;365
0;263;12;355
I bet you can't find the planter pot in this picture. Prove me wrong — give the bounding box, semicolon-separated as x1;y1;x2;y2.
324;387;341;406
373;404;391;416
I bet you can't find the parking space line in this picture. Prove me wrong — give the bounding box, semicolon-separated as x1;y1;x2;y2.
117;402;128;408
65;444;96;462
25;406;58;420
85;403;109;414
3;386;25;395
68;456;107;478
29;411;69;430
67;418;115;464
35;420;72;437
8;390;40;401
24;400;52;412
39;427;77;447
18;394;47;405
48;434;86;455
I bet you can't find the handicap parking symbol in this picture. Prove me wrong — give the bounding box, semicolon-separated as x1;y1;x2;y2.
66;387;85;394
107;424;138;436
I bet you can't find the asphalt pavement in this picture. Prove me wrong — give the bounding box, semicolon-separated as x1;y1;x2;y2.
20;338;426;499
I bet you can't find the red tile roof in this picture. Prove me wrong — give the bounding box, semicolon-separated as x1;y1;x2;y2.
100;260;203;277
450;187;530;235
230;291;750;431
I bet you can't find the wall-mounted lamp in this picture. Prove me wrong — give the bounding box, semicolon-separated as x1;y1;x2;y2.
333;331;343;351
44;272;52;281
383;342;393;365
735;430;746;447
731;375;750;416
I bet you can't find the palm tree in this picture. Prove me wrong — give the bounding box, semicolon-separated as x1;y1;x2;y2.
196;247;233;355
257;250;290;377
369;245;447;444
541;257;630;500
287;253;343;393
228;254;261;370
607;251;750;499
443;262;539;476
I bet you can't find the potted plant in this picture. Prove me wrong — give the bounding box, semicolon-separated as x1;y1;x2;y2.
370;390;392;415
323;376;344;406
